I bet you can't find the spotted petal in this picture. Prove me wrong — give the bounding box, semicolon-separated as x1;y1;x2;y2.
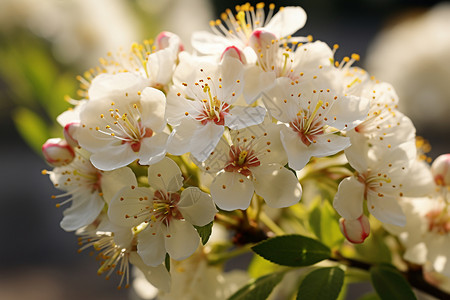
147;157;183;193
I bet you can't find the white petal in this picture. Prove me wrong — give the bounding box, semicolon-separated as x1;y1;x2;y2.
90;144;137;171
252;164;302;208
225;105;266;130
88;72;148;101
147;47;176;87
344;134;369;172
56;100;86;126
147;157;183;193
195;137;231;173
265;6;307;38
243;66;268;104
280;127;312;171
190;122;224;162
129;252;171;293
210;172;254;210
400;159;434;197
138;133;169;165
217;56;244;103
108;186;153;227
333;176;365;220
262;77;298;123
137;228;167;266
367;190;406;226
164;220;199;261
308;134;351;158
140;87;167;132
326;95;370;130
167;119;198;156
292;41;333;71
60;193;104;231
166;88;200;126
100;167;137;204
178;187;217;226
191;31;232;55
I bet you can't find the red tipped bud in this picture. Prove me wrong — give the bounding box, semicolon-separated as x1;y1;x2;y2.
248;29;277;51
220;46;246;64
431;154;450;186
339;215;370;244
155;31;184;52
42;138;75;167
63;122;80;148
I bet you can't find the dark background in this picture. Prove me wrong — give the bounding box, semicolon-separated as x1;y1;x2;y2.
0;0;447;299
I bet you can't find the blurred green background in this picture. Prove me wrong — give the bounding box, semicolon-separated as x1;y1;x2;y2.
0;0;448;299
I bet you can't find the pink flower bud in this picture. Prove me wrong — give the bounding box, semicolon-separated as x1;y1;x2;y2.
155;31;184;52
339;215;370;244
63;122;80;148
248;29;277;51
431;154;450;186
220;46;247;64
42;138;75;167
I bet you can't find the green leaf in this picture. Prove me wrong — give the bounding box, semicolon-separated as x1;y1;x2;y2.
13;107;50;153
165;253;170;272
309;199;344;249
297;267;345;300
370;264;416;300
252;235;331;267
194;221;213;245
248;253;280;278
228;271;285;300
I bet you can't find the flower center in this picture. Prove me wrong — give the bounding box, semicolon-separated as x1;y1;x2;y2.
426;208;450;234
150;191;183;226
195;84;230;125
224;145;261;176
290;100;325;146
96;103;154;152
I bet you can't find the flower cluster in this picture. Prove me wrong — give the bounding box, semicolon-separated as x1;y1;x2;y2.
41;2;449;298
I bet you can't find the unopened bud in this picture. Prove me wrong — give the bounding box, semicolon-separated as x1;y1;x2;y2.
339;215;370;244
42;138;75;166
220;46;246;64
64;122;80;148
431;154;450;186
155;31;184;52
248;29;277;51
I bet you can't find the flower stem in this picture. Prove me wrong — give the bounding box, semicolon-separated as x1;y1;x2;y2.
259;211;285;235
207;243;254;265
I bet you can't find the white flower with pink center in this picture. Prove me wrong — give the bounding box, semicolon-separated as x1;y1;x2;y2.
384;195;450;278
108;157;217;266
196;122;302;210
264;77;370;171
77;72;169;171
43;151;137;231
333;136;419;227
243;29;335;104
166;55;266;161
191;3;307;60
